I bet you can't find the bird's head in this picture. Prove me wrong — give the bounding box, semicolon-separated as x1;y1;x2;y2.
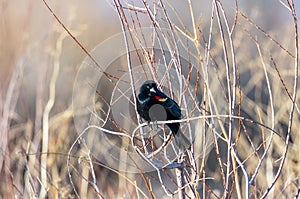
138;80;167;104
139;80;157;97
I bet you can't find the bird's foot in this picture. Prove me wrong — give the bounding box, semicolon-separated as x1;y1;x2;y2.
149;120;159;131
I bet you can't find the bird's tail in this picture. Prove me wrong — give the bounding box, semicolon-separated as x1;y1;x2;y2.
174;129;191;152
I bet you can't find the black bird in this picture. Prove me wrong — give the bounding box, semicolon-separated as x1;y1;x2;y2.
136;80;191;151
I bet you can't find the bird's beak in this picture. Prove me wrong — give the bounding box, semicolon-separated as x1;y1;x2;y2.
150;87;156;93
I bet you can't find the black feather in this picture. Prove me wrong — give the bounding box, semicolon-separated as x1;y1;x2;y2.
136;80;191;151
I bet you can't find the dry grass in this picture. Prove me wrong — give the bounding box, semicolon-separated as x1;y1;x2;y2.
0;0;299;198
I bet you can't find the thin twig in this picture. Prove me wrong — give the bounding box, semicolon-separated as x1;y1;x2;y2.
248;41;276;197
239;11;294;58
41;0;120;82
261;0;298;197
40;30;65;199
213;1;234;196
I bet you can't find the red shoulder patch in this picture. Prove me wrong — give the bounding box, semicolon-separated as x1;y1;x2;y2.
154;95;167;102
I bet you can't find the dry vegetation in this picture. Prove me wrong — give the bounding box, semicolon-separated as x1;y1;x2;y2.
0;0;299;198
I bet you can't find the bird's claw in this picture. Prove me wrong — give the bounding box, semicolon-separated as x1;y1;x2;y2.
148;120;158;131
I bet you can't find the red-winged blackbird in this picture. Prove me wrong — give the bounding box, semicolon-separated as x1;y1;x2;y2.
136;80;191;151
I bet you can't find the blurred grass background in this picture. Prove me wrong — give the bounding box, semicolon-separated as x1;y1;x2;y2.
0;0;299;198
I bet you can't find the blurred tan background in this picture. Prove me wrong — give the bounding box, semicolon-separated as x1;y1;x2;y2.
0;0;299;198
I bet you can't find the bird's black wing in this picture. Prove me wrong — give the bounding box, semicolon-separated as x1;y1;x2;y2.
154;90;182;119
163;98;182;119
